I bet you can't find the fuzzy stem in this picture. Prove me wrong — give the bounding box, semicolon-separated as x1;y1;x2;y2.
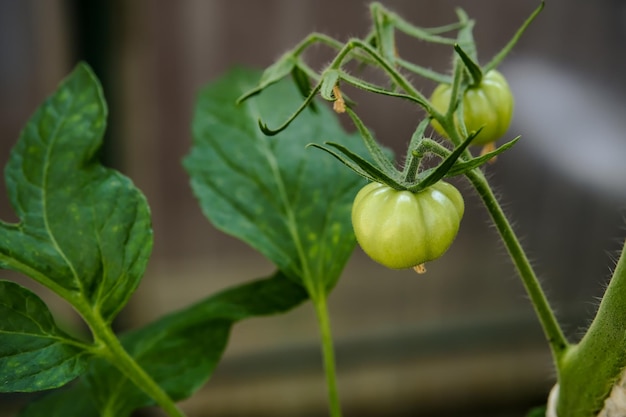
466;169;569;364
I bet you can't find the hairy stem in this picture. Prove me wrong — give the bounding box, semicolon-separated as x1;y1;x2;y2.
466;169;569;364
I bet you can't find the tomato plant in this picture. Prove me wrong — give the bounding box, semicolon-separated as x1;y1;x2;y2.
5;3;626;417
430;70;514;145
352;181;464;270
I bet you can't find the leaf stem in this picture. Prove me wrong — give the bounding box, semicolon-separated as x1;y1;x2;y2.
92;319;187;417
313;294;343;417
465;169;569;363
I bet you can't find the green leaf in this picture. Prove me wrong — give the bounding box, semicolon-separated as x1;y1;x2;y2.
306;143;376;182
454;43;483;86
0;62;152;322
446;136;520;177
344;107;396;174
20;271;308;417
185;68;366;293
0;280;90;392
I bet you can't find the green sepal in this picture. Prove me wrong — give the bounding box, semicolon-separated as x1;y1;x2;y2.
454;43;483;86
308;142;404;190
0;280;90;392
409;127;481;192
446;136;520;177
345;107;396;174
306;143;375;182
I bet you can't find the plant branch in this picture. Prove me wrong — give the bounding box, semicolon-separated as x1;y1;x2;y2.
90;316;186;417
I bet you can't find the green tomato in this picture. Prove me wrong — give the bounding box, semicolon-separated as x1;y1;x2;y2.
430;70;514;145
352;181;464;270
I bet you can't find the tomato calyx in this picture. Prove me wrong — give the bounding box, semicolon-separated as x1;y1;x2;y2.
308;106;517;194
454;43;483;88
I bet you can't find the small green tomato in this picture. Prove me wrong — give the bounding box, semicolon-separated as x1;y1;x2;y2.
430;69;514;145
351;181;464;270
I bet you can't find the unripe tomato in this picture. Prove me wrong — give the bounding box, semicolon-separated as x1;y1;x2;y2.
430;70;514;145
352;181;464;270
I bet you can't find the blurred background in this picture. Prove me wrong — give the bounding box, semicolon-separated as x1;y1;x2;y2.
1;0;626;416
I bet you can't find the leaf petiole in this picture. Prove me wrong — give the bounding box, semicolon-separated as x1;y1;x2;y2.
89;316;187;417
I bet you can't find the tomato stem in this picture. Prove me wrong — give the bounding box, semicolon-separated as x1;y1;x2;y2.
466;169;570;364
314;294;343;417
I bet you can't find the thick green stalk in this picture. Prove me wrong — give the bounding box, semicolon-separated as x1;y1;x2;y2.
313;294;343;417
466;169;569;365
556;241;626;416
